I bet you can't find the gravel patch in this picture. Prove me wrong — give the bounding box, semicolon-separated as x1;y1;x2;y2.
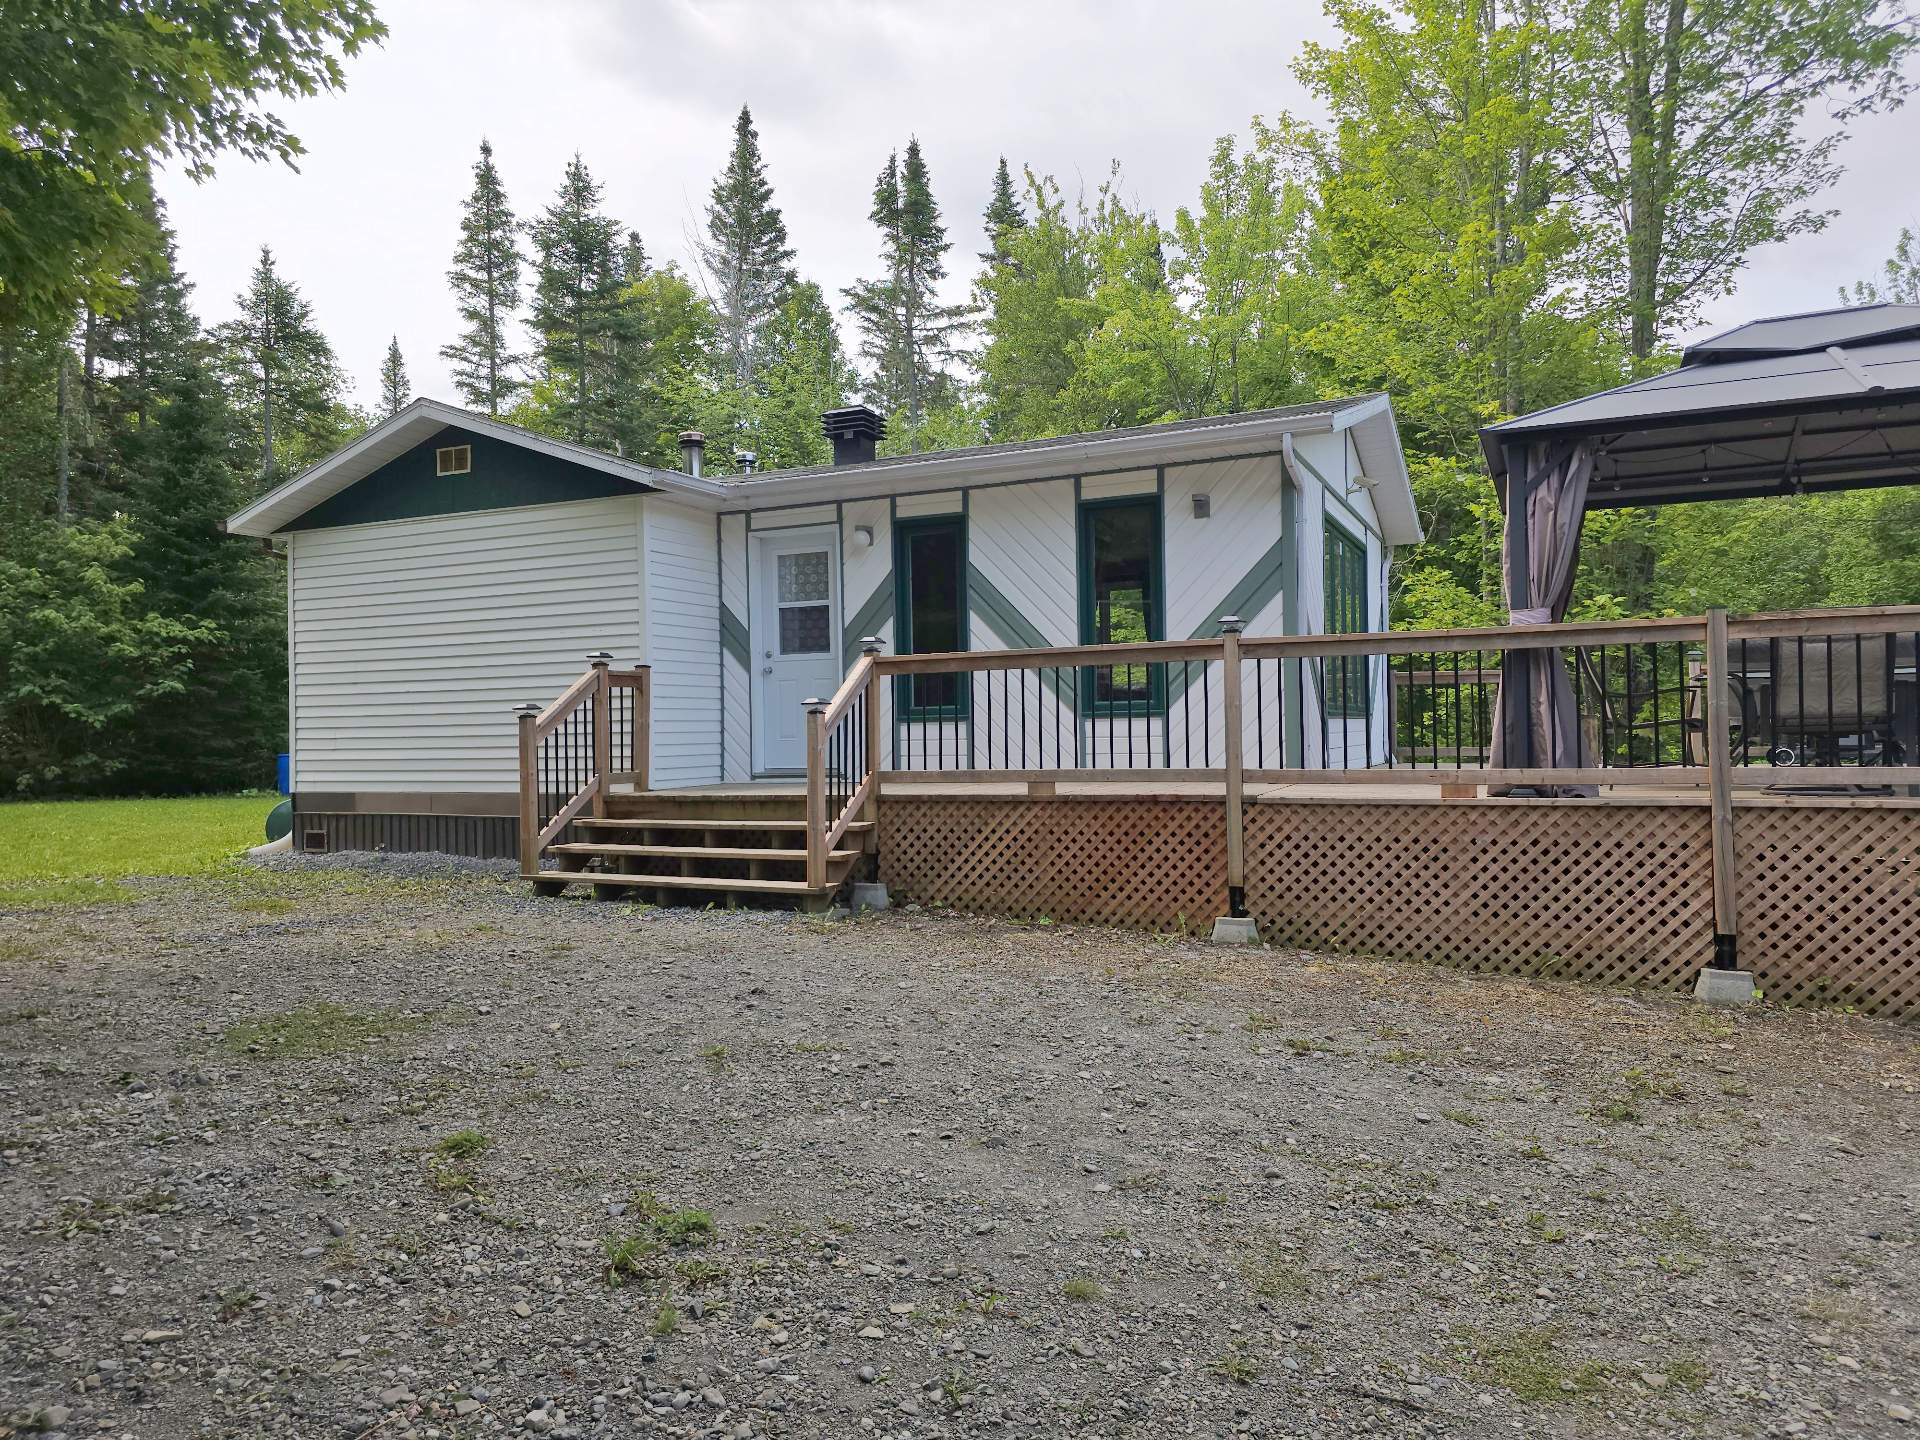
1;854;1915;1438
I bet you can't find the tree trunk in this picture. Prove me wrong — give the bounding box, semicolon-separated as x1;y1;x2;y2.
55;350;71;522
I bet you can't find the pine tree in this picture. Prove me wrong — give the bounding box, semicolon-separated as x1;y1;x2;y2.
979;155;1027;266
210;246;345;484
527;154;624;446
379;336;410;415
698;105;796;388
441;140;524;415
842;139;971;449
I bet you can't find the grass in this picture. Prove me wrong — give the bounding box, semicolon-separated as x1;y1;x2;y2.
0;792;277;907
223;1002;428;1059
434;1129;491;1161
1062;1275;1105;1302
1454;1326;1611;1402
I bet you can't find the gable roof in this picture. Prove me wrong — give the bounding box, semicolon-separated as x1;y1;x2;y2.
224;399;719;537
227;393;1423;544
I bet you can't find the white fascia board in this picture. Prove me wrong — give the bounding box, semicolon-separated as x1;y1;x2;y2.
718;409;1344;512
224;399;728;537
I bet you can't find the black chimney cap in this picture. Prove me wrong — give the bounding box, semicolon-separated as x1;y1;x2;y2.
821;405;886;466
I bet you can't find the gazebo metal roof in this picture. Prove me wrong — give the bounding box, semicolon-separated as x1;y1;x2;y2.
1481;303;1920;509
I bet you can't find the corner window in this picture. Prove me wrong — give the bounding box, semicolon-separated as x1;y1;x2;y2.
436;444;472;476
1079;497;1163;711
894;517;967;718
1323;517;1370;717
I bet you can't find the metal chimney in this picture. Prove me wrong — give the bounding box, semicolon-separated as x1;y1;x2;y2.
820;405;886;466
678;430;706;477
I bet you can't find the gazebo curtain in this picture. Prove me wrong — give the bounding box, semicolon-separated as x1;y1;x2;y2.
1491;440;1597;785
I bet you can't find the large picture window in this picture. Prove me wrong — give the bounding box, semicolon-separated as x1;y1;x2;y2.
894;516;967;718
1079;497;1163;712
1323;516;1371;717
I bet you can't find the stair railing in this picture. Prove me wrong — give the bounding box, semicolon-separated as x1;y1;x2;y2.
804;637;883;889
515;653;651;878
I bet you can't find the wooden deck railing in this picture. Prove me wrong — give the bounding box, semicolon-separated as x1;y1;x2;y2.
807;605;1920;943
515;654;650;878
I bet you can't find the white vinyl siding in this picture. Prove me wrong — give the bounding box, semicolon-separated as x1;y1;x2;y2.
719;513;751;782
643;498;723;788
288;497;643;793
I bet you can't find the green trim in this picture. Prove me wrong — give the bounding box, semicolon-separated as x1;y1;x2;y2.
1166;531;1291;702
284;427;639;530
1322;514;1373;718
966;564;1047;650
843;575;893;658
720;603;750;671
1291;443;1383;542
1076;494;1166;717
894;514;970;721
1282;477;1305;766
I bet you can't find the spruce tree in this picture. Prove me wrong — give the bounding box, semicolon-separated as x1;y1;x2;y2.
979;155;1027;266
379;336;410;415
698;104;796;388
98;199;199;440
619;230;650;284
441;139;523;415
210;246;344;484
118;357;286;792
527;154;624;446
843;139;970;448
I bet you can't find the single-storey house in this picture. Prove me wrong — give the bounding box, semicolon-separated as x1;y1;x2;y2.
224;396;1422;856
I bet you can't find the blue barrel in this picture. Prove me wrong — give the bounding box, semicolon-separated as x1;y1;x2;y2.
275;752;291;795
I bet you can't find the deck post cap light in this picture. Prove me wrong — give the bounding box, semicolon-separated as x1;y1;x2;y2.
860;636;884;654
585;651;613;666
1217;614;1246;633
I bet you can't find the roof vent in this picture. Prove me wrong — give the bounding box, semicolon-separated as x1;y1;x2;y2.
821;405;886;466
678;430;705;477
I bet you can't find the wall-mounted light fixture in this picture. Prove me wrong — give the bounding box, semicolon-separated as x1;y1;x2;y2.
854;524;875;548
1192;493;1211;519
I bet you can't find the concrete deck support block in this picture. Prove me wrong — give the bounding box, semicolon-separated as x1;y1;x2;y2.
1693;968;1758;1007
850;882;891;912
1210;915;1260;945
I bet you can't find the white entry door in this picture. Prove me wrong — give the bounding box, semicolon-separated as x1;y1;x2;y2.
751;528;842;773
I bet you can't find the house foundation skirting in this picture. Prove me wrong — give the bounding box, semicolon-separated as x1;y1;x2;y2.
291;797;519;861
879;792;1920;1018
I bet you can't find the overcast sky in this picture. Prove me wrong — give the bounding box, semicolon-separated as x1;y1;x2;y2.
159;0;1920;408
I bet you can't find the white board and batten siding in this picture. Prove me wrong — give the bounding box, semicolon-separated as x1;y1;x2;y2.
288;494;721;796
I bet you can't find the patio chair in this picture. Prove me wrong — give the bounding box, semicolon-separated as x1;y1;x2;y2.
1757;634;1908;768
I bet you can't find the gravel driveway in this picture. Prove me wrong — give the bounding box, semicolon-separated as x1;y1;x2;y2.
1;856;1915;1439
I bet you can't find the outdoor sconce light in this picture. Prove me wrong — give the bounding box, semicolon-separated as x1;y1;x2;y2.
1192;493;1211;519
854;524;875;547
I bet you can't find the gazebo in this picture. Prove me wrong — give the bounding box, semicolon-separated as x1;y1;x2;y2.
1480;302;1920;771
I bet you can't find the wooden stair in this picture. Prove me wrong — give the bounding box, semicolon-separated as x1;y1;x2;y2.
529;792;872;909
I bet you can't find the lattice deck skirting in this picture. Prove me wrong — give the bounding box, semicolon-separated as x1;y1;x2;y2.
1735;804;1920;1015
878;792;1920;1018
879;796;1227;934
1243;800;1716;994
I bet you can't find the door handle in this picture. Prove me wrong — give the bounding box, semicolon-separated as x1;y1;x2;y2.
762;666;773;675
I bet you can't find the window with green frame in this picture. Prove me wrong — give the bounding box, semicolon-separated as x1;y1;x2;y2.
1078;496;1163;713
893;515;968;719
1323;516;1371;717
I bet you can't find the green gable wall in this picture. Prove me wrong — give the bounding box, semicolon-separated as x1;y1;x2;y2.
283;426;646;530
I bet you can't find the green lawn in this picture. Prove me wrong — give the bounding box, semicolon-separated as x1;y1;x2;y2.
0;792;278;907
